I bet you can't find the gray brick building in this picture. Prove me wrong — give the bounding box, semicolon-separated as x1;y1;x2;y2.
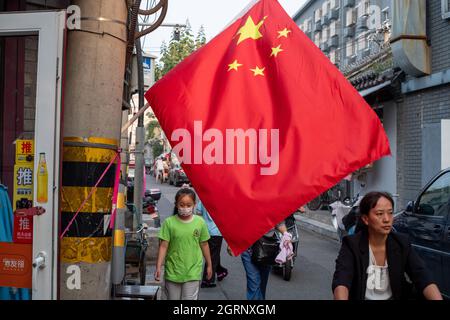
293;0;450;209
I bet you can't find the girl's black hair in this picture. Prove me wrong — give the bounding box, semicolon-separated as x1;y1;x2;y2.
359;191;394;216
172;188;197;215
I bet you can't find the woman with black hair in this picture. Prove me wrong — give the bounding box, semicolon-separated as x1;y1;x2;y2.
332;191;442;300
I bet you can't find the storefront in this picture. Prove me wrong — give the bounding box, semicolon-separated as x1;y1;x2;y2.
0;10;65;299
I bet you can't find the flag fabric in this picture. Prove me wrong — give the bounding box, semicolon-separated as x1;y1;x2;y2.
145;0;391;255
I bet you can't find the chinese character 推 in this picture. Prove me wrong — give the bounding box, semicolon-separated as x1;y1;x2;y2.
21;141;32;154
17;167;33;186
19;217;31;231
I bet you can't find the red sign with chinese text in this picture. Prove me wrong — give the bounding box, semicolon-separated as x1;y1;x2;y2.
0;242;32;288
13;215;33;244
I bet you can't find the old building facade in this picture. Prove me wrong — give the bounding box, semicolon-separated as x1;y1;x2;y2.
294;0;450;208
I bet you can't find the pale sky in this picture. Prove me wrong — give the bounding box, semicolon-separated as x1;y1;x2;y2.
141;0;307;58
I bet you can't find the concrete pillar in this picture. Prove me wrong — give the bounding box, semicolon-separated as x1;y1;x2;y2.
60;0;127;300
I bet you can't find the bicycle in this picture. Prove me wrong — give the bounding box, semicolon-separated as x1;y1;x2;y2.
123;203;149;285
306;185;344;211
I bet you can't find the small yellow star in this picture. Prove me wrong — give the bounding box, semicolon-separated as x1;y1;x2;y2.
228;59;243;72
271;45;283;57
277;28;291;38
250;66;265;76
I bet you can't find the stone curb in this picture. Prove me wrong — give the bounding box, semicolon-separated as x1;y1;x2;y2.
294;214;340;242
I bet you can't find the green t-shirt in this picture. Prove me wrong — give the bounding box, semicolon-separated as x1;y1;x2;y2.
159;215;210;283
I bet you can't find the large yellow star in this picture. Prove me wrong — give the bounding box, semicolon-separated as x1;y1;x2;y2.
228;59;243;72
277;28;291;38
271;45;283;57
250;66;265;76
236;16;266;45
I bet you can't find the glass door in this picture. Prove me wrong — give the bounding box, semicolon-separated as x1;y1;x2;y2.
0;11;65;300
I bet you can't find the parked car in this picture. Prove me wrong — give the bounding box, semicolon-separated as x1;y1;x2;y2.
393;168;450;299
168;164;190;187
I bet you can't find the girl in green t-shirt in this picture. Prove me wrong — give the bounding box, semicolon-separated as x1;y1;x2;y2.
155;187;213;300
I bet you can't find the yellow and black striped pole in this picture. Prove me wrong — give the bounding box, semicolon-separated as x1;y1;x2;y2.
60;137;118;299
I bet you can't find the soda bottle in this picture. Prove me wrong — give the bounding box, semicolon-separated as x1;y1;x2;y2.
37;152;48;203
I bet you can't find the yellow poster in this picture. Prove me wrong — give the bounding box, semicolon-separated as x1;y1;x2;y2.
13;163;34;211
15;140;34;164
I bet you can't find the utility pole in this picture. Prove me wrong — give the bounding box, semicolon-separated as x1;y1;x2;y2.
60;0;168;300
60;0;128;300
132;34;145;229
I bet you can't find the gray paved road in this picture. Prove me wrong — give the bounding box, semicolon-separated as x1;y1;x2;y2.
146;175;341;300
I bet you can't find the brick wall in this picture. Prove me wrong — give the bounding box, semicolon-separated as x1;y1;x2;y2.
396;2;450;207
397;84;450;207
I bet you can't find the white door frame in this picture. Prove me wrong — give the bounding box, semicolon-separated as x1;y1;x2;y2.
0;11;65;300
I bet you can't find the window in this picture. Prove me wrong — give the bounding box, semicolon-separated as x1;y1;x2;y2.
303;18;312;32
322;1;330;17
346;40;355;57
315;8;322;22
322;26;329;42
381;7;390;23
298;21;304;31
314;32;321;46
330;20;340;37
346;8;356;26
442;0;450;20
329;0;338;9
329;49;338;64
417;172;450;217
357;36;366;51
356;0;369;18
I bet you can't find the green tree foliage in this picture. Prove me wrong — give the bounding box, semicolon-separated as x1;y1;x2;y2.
195;25;206;49
150;23;208;158
146;119;161;140
152;143;164;160
154;20;207;81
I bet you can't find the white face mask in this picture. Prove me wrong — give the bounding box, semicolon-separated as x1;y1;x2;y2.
178;207;193;217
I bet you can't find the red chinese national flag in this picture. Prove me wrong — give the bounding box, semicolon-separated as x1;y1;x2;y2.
145;0;390;254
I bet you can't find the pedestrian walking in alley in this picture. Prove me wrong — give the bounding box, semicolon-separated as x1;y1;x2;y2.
154;188;213;300
332;191;443;300
155;157;164;183
228;223;287;300
162;159;169;183
196;198;228;288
